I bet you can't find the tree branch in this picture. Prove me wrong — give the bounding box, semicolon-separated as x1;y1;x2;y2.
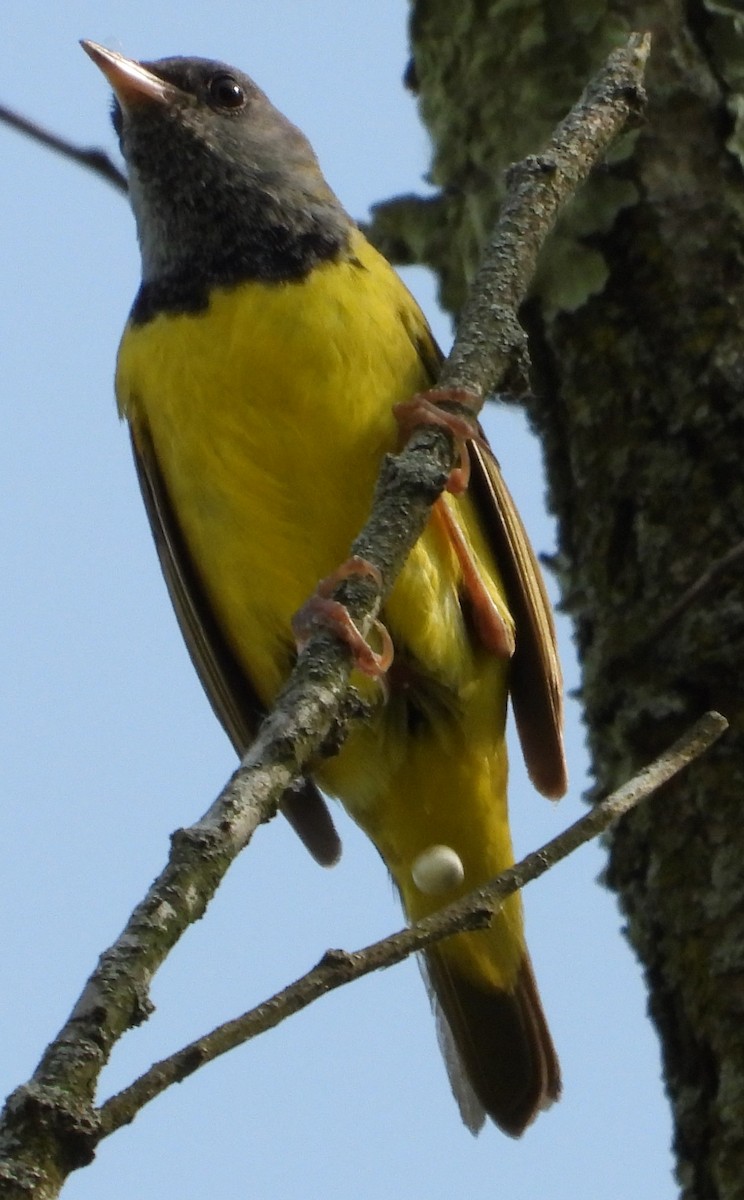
0;34;652;1199
0;103;128;193
437;32;650;398
97;709;728;1136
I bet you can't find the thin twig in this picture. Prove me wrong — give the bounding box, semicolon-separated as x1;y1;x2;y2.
98;709;727;1135
0;103;128;193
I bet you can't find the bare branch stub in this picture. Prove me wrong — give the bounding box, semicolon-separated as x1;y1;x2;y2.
0;103;128;193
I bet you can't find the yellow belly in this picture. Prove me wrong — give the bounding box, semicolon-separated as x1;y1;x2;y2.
117;234;523;987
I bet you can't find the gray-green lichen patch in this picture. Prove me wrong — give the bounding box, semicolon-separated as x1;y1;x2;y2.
532;175;640;314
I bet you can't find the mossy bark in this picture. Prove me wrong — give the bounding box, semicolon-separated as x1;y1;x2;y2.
391;3;744;1196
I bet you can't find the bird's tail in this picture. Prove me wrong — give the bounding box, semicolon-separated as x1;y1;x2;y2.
422;932;561;1135
337;698;560;1135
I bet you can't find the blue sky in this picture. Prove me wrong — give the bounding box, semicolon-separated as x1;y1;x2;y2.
2;4;674;1198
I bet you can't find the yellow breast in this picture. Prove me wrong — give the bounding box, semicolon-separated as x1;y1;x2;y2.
116;232;512;802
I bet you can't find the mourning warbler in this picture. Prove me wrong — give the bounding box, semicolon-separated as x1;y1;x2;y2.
82;40;567;1136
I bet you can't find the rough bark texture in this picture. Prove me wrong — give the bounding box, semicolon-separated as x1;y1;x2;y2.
387;3;744;1197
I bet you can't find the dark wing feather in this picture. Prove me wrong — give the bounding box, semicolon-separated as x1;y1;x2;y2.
130;425;342;866
468;441;566;799
406;317;566;799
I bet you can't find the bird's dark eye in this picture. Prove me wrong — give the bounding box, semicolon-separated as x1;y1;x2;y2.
207;73;246;110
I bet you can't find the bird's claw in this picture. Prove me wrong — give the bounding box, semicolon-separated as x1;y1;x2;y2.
292;556;394;681
393;386;483;495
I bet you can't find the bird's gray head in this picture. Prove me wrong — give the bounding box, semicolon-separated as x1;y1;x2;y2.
82;43;351;304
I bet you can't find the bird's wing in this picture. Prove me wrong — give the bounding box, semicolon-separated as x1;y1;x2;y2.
467;440;566;799
130;423;342;866
407;317;566;799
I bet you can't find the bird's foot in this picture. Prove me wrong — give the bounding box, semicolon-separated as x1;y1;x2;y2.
292;556;393;681
393;386;482;495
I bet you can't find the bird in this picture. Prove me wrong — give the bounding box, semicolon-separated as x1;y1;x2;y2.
82;40;567;1136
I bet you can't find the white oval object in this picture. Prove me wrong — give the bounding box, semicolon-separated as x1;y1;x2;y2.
411;844;465;896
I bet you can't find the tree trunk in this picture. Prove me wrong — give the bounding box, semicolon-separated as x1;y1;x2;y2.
393;3;744;1196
